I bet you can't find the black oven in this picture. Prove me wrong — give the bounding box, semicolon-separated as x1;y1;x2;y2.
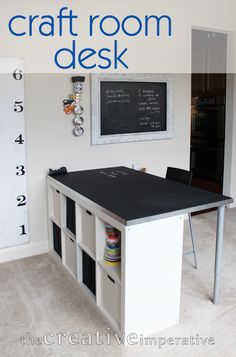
190;140;224;181
190;96;225;183
191;97;225;141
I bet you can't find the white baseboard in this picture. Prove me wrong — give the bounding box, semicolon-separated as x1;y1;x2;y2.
0;240;49;264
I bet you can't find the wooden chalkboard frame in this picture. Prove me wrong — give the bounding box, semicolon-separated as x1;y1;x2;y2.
91;73;174;145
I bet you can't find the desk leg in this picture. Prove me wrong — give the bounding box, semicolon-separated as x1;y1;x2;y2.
213;205;225;304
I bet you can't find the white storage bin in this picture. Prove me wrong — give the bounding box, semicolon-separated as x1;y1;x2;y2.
53;188;61;225
65;233;77;277
81;208;95;254
101;269;121;325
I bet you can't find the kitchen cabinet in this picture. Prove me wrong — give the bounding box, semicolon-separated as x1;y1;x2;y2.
192;73;226;97
192;29;227;96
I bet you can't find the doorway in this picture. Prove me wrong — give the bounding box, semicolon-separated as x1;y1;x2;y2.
190;29;227;194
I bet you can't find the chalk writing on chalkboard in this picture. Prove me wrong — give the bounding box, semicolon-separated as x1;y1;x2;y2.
100;81;166;135
99;169;129;179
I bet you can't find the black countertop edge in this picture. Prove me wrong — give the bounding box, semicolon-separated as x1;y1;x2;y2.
47;176;232;227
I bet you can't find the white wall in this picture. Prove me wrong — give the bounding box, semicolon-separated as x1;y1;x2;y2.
225;74;236;201
25;73;191;173
224;74;234;196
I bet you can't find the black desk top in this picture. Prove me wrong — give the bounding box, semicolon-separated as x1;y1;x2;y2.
49;166;232;225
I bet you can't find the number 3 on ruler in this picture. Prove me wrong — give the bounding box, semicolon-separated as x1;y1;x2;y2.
16;165;25;176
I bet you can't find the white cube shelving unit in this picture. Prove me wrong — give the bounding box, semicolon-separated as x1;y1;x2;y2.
47;176;184;339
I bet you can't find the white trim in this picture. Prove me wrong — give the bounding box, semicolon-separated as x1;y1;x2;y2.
0;240;49;264
91;73;174;145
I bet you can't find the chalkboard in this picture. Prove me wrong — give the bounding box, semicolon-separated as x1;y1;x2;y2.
100;81;167;135
91;74;174;145
53;166;232;223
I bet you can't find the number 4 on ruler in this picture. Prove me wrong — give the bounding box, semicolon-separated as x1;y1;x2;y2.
15;134;24;144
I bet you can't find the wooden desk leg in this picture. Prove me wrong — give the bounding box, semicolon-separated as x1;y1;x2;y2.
213;205;225;304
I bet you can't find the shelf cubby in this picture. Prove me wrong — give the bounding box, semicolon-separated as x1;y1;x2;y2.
62;227;76;241
66;196;76;235
48;185;61;227
95;217;121;282
77;241;96;261
82;249;96;297
99;267;121;328
76;204;96;256
64;232;77;278
97;259;121;284
52;221;62;258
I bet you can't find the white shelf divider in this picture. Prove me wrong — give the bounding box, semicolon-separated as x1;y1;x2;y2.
97;259;121;284
49;215;61;229
75;203;82;243
62;227;76;241
77;241;96;261
60;193;67;229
